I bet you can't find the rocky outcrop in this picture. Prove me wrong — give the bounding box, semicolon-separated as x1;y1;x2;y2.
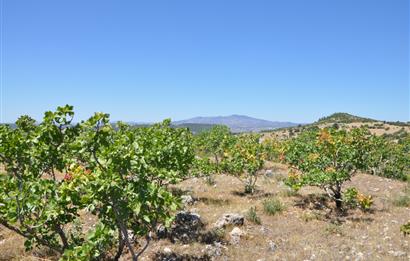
214;213;244;229
169;211;204;243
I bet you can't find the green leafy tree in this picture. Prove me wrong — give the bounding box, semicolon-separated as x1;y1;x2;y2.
191;157;217;185
0;106;194;260
283;128;370;210
194;125;233;173
261;137;281;162
364;135;410;180
223;134;265;194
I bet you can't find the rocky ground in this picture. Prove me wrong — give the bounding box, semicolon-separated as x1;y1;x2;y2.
140;163;410;261
1;163;409;261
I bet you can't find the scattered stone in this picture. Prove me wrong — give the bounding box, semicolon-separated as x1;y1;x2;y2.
154;250;211;261
163;247;172;254
203;242;226;257
181;195;195;206
354;252;364;261
267;240;277;252
388;250;406;257
265;169;273;177
229;227;245;245
214;213;244;229
260;226;271;235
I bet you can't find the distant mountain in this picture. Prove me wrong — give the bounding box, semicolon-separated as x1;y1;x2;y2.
174;115;300;133
316;113;377;124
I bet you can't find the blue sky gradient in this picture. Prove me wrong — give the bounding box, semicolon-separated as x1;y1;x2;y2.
2;0;409;123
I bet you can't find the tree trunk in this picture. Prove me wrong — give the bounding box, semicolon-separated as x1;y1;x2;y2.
113;229;125;261
214;154;220;173
334;183;343;210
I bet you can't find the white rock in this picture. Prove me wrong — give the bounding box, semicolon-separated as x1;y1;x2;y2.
214;213;244;228
388;250;406;257
229;227;245;245
268;240;277;252
181;195;195;206
354;252;364;261
163;247;172;254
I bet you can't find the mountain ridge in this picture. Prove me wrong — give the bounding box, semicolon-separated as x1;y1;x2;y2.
174;115;300;132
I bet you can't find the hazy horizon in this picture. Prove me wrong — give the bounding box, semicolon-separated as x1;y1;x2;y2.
1;0;409;123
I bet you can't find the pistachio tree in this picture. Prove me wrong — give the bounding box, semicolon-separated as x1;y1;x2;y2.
194;125;233;173
283;128;370;210
365;135;410;180
223;134;266;194
0;106;194;260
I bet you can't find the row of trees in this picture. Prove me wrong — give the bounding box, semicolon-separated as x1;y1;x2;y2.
1;106;409;259
194;125;409;211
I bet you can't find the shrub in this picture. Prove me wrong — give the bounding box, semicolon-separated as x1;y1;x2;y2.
401;222;410;236
343;187;359;208
300;211;321;222
263;198;285;216
392;186;410;207
356;193;373;211
343;187;373;211
246;207;261;225
283;128;371;211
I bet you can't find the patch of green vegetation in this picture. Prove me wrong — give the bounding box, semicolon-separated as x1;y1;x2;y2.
392;182;410;207
392;195;410;207
401;222;410;236
246;206;261;225
324;224;343;235
174;123;217;134
263;198;285;216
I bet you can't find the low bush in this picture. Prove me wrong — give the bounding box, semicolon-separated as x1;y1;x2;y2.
263;198;285;216
246;207;261;225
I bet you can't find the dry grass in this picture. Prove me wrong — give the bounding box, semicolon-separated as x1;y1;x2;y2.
1;163;409;260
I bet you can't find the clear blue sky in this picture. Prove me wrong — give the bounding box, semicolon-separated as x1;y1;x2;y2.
2;0;409;123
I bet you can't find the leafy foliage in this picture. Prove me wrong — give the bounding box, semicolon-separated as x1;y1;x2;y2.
401;221;410;236
0;106;194;260
283;128;371;210
364;135;410;180
194;125;234;173
223;134;266;194
261;137;281;162
343;188;373;211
